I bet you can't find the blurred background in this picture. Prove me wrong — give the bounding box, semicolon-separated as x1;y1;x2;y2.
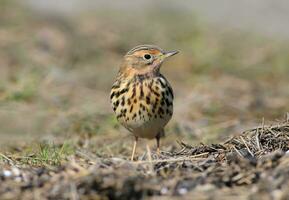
0;0;288;151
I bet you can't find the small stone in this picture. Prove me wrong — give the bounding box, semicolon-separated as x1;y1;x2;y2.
178;188;188;195
3;170;12;177
160;187;169;195
12;167;21;176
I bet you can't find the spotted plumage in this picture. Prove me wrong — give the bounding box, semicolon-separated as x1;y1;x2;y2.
110;45;179;161
111;75;173;138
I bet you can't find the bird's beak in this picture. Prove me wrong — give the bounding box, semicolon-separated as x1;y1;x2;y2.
164;50;179;58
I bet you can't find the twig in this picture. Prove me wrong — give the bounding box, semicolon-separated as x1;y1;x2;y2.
0;153;15;166
240;136;254;157
233;146;243;157
133;152;209;164
255;129;262;151
146;144;154;173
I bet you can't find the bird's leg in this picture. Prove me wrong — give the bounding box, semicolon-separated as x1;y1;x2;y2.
156;130;164;156
130;136;138;161
156;136;160;156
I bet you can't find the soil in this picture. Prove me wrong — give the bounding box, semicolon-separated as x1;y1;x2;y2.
0;121;288;200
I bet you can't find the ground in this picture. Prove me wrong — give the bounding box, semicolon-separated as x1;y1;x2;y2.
0;1;289;199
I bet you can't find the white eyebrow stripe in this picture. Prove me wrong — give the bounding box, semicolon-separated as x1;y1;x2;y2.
126;45;164;55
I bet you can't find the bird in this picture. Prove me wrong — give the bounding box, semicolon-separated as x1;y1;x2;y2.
110;45;178;161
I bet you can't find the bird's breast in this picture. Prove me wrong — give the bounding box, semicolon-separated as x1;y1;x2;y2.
110;75;173;138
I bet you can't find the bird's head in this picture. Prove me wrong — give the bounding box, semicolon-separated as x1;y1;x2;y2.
119;45;179;77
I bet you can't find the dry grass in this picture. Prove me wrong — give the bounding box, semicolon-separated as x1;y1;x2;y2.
0;121;288;199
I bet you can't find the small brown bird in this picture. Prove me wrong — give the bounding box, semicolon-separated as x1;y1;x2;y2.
110;45;178;160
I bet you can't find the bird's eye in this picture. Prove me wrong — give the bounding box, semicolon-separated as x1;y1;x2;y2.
143;54;152;60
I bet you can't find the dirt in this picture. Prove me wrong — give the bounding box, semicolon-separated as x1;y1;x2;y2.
0;120;288;200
